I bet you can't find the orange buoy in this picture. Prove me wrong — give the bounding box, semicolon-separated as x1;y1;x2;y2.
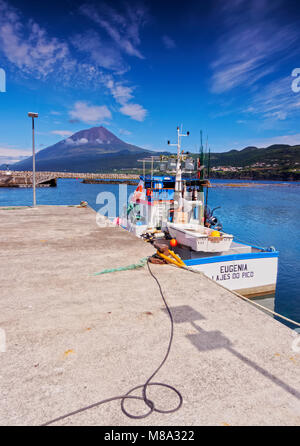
170;238;178;247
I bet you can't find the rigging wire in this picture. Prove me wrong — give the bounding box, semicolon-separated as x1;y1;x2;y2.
181;266;300;328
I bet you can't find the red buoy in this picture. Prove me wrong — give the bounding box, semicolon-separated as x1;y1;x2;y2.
170;238;178;248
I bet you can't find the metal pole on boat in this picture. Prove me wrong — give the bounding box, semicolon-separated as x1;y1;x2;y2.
177;126;180;160
28;112;38;207
151;156;154;179
204;147;211;224
167;127;190;194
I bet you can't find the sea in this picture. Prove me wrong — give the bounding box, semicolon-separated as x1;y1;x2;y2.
1;178;299;328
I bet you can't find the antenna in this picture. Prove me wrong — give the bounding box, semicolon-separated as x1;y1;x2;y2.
167;126;190;193
207;147;211;178
199;130;205;180
200;130;203;155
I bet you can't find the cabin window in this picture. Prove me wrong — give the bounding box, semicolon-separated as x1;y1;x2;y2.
163;181;175;188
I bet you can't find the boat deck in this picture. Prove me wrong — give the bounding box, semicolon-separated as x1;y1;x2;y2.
171;240;261;260
0;205;299;426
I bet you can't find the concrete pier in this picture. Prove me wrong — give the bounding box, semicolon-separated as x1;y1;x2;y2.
0;206;299;426
0;172;57;188
0;170;140;182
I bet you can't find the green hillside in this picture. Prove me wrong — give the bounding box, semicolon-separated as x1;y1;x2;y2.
209;144;300;167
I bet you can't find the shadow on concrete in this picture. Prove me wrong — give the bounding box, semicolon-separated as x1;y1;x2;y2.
164;304;206;324
167;305;300;401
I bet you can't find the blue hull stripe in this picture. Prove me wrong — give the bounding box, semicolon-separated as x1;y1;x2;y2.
184;251;279;266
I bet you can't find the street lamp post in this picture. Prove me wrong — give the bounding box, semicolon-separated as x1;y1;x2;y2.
28;112;38;207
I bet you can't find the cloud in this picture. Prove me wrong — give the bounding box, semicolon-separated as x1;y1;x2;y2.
162;35;176;49
210;0;300;93
69;101;112;124
119;129;132;136
80;3;148;59
104;77;134;104
103;75;147;121
65;137;89;146
0;0;104;87
0;146;31;157
243;76;300;121
119;103;147;121
0;1;148;123
0;0;75;78
51;130;73;137
72;30;126;72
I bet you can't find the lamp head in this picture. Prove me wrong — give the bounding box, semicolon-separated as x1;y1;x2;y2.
28;112;38;118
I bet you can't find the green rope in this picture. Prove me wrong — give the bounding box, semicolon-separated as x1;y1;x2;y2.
93;257;149;276
0;207;21;210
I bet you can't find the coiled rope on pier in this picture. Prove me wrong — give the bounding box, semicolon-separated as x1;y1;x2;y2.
41;259;182;426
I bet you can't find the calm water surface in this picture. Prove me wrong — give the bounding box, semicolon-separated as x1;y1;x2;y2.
1;178;299;326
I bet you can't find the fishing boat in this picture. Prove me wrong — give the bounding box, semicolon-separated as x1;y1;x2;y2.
120;127;278;298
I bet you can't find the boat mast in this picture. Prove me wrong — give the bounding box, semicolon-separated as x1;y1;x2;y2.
204;147;211;220
168;126;189;193
167;126;189;223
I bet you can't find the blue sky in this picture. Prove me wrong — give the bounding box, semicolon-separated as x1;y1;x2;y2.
0;0;300;162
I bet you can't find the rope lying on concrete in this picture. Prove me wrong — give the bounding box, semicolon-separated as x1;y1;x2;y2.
92;257;149;276
42;255;299;425
42;259;182;426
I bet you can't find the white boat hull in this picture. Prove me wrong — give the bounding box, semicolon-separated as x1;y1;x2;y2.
185;252;278;297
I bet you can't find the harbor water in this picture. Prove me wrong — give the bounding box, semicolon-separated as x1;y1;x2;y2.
1;178;299;327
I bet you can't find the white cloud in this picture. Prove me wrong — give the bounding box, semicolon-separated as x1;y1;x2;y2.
0;1;148;124
0;146;31;157
243;76;300;121
119;103;147;121
0;0;103;87
0;0;75;78
0;145;33;163
72;31;126;72
162;35;176;49
102;75;147;122
69;101;112;124
211;0;299;93
51;130;73;137
65;137;89;146
119;129;132;136
104;78;134;104
80;3;148;59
